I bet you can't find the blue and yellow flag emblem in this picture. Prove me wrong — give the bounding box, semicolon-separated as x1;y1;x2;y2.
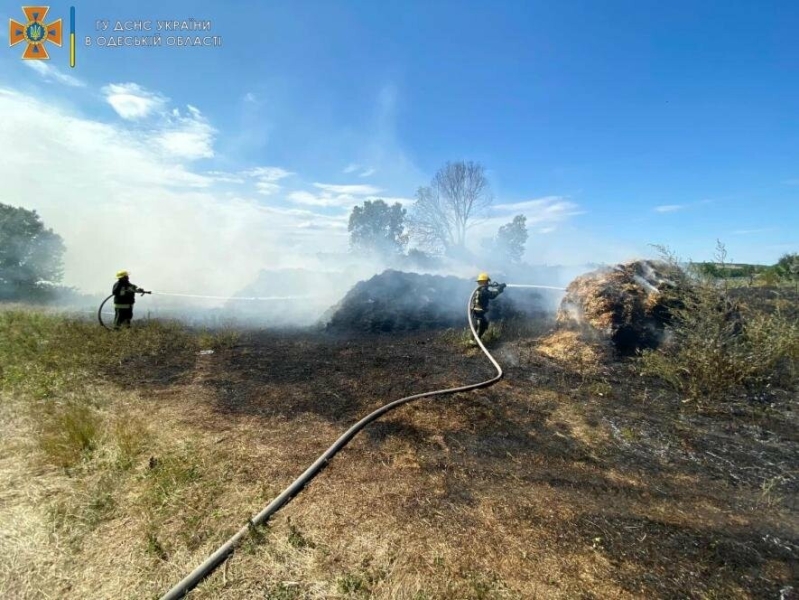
9;6;62;60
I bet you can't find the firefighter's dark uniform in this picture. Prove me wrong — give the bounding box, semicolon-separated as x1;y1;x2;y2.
112;277;143;329
472;283;506;337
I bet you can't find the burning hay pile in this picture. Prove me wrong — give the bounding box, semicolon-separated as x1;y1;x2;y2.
557;260;688;355
325;270;548;333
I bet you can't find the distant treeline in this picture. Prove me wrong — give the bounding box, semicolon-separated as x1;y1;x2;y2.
695;253;799;285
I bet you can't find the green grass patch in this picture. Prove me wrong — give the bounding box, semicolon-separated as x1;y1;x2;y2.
142;446;204;508
287;520;315;549
110;411;151;470
36;400;103;468
0;309;196;399
265;582;302;600
197;327;240;351
337;571;369;595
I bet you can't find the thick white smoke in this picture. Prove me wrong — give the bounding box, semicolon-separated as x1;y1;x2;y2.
0;82;625;327
0;87;381;321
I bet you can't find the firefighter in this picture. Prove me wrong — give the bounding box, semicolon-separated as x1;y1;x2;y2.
472;272;506;338
112;270;150;329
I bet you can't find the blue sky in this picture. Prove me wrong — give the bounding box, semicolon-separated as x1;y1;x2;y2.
1;1;798;291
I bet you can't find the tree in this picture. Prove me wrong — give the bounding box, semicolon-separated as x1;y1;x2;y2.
695;263;721;278
348;199;408;258
494;214;528;263
775;253;799;279
404;248;440;270
0;203;65;300
774;252;799;291
409;161;492;255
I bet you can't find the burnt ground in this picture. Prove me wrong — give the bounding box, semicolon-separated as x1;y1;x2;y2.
729;286;799;320
103;326;798;599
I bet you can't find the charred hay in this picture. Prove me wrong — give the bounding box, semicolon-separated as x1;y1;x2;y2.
325;270;548;333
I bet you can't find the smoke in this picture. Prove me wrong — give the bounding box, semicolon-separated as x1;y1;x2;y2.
0;85;601;328
0;87;397;324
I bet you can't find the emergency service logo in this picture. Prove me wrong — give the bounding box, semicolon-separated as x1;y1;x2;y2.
9;6;62;59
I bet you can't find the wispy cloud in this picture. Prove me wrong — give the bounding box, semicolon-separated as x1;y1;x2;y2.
245;167;292;181
243;167;293;195
287;190;413;210
101;85;216;160
654;204;685;213
205;167;293;195
492;196;584;224
343;163;360;174
313;183;382;195
288;190;361;208
470;196;583;250
102;83;167;120
343;163;377;177
24;61;85;87
206;170;246;184
654;199;714;214
155;105;216;160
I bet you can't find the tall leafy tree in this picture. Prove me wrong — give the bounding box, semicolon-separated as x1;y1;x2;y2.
348;199;408;257
494;214;528;263
483;214;529;264
0;203;65;300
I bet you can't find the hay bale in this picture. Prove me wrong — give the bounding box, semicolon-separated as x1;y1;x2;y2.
324;270;549;333
557;260;688;355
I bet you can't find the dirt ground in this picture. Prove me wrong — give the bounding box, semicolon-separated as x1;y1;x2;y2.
91;323;799;599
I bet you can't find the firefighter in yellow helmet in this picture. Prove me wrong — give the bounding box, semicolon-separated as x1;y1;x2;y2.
112;270;150;329
472;272;506;338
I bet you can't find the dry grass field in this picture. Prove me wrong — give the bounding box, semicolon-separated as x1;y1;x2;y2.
0;298;797;599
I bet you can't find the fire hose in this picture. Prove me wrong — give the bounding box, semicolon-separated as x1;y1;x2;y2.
97;291;315;330
157;287;505;600
97;286;566;331
97;291;151;331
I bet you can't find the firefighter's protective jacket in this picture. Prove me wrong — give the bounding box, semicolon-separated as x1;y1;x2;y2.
112;279;142;309
472;285;503;313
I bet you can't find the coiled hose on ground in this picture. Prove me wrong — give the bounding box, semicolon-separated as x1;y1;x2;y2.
158;287;504;599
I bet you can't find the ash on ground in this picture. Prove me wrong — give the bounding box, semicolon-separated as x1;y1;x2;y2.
324;270;552;333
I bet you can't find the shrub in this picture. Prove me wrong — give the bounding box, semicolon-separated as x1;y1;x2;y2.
640;246;799;404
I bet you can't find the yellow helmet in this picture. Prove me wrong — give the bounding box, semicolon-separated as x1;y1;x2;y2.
116;270;129;279
476;272;490;282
